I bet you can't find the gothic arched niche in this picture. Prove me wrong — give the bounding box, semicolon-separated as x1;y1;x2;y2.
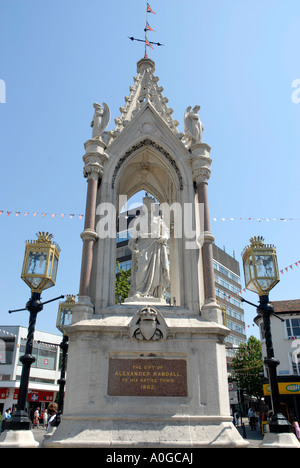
114;139;183;209
114;140;184;307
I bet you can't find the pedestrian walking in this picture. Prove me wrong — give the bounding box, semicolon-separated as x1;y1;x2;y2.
46;402;58;429
33;407;40;428
292;418;300;441
1;408;11;432
248;407;256;431
43;409;48;429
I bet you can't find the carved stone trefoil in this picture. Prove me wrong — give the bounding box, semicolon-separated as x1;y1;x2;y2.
129;306;168;341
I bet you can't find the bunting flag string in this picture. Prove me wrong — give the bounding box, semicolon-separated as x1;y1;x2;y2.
213;217;300;222
2;211;300;223
0;329;58;348
0;210;84;220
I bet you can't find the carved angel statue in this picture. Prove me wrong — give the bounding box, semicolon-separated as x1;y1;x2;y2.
90;102;110;138
184;105;204;143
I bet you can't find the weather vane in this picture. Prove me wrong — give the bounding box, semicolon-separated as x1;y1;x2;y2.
128;2;164;58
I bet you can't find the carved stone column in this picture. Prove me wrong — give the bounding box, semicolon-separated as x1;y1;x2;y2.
191;143;222;323
79;138;107;299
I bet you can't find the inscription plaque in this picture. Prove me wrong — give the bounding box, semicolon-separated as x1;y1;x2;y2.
108;358;187;397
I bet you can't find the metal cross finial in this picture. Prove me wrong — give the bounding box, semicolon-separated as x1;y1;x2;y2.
128;2;164;57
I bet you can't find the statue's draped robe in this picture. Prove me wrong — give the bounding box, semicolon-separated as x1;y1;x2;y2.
129;215;169;299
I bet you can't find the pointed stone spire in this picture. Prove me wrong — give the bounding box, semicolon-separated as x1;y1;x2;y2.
112;58;179;137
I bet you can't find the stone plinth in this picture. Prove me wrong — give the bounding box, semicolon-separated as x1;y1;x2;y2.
44;304;248;448
0;430;39;448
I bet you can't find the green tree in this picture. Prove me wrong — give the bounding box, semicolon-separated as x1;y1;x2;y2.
230;335;264;399
115;262;131;303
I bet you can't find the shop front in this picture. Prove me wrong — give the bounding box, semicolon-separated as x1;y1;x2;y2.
263;378;300;421
0;387;56;423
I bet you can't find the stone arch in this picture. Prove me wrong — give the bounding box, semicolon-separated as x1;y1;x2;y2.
112;138;183;199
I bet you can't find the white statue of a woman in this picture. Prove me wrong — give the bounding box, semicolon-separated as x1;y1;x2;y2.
127;196;170;301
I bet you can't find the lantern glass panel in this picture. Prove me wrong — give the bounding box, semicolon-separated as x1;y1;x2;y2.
255;254;276;278
42;278;54;290
257;278;276;292
57;304;74;333
51;256;58;283
26;251;47;276
243;258;251;286
60;309;73;329
27;277;44;289
47;252;54;276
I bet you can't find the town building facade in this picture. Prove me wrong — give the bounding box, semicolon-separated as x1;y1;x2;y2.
0;326;61;422
255;299;300;421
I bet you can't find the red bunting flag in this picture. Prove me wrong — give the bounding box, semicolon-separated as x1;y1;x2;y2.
147;3;156;14
146;39;154;49
146;21;155;32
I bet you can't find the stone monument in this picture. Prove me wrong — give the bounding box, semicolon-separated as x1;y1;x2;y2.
45;58;247;448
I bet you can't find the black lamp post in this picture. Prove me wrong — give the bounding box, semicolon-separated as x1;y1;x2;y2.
5;232;63;432
54;295;75;426
241;236;292;434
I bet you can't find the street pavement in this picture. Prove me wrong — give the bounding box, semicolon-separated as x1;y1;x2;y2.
236;421;264;448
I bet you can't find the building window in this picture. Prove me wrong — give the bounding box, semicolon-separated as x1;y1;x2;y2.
0;338;15;365
215;274;241;296
215;288;241;308
286;318;300;338
213;260;241;285
19;342;57;370
227;319;245;335
117;229;132;243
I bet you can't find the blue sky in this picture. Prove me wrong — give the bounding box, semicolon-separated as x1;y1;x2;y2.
0;0;300;340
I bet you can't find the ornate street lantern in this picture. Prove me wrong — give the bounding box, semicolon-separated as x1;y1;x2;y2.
1;232;63;444
242;236;279;296
57;295;76;334
21;231;60;293
241;236;295;442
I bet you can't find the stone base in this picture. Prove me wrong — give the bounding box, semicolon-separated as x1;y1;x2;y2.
50;304;247;449
259;432;300;448
44;417;248;448
0;430;39;448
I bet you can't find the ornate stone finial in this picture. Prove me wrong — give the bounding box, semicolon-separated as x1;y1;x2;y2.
90;102;110;139
184;105;204;145
137;57;155;74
